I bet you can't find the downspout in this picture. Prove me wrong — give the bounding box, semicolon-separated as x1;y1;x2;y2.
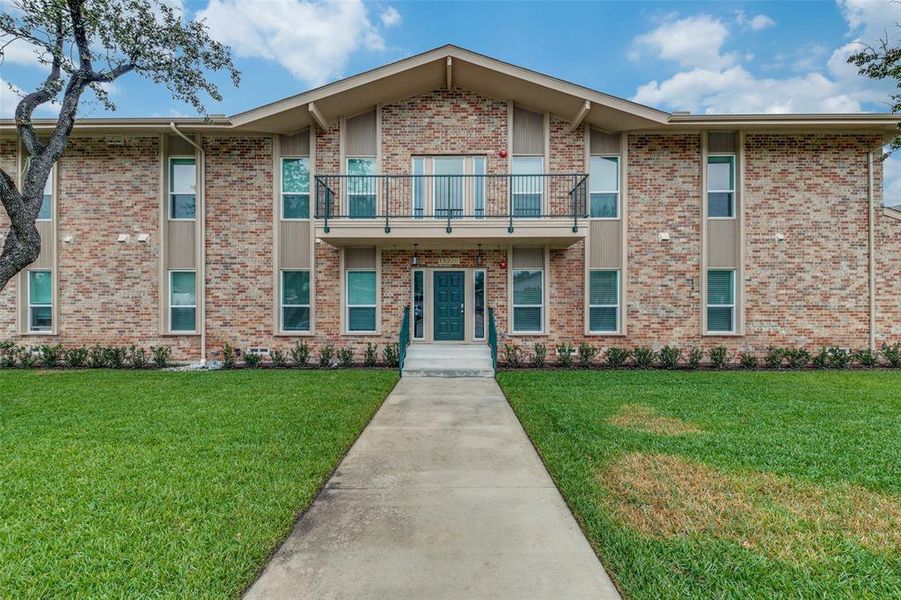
170;123;207;365
868;150;876;352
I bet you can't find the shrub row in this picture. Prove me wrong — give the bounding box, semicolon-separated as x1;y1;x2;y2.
0;342;171;369
218;341;400;369
502;342;901;370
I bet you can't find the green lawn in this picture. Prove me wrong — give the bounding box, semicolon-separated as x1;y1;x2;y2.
498;370;901;599
0;369;397;598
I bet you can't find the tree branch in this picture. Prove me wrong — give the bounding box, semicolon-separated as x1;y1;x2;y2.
15;15;65;158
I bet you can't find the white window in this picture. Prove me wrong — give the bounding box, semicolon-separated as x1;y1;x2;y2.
347;158;376;218
38;168;53;221
707;155;735;218
169;157;196;220
412;270;425;338
281;271;311;331
170;271;196;332
511;156;544;217
433;156;465;219
474;269;486;339
411;156;487;218
28;270;52;332
707;270;735;333
589;156;619;219
347;270;377;332
282;157;310;219
589;270;619;333
512;269;543;332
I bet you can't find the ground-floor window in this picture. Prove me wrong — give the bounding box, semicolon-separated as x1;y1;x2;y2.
281;270;310;331
589;270;619;333
412;270;424;338
474;270;486;339
347;270;377;332
28;270;52;332
170;270;196;332
707;269;735;333
512;269;543;332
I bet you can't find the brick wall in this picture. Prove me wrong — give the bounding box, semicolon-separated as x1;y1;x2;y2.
0;138;18;339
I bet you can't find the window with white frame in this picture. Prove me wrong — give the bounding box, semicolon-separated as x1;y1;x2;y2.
38;168;53;221
347;158;376;218
433;156;465;219
511;156;544;217
347;270;377;332
589;270;619;332
281;270;310;331
282;157;310;219
707;155;735;218
169;271;196;332
411;156;487;218
589;156;619;218
28;270;52;332
412;270;424;338
707;270;735;333
169;157;196;220
512;269;543;332
474;270;486;339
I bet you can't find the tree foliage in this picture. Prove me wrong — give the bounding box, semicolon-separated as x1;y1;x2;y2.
848;36;901;156
0;0;239;290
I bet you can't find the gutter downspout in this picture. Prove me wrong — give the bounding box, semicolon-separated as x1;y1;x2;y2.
868;150;876;352
170;123;207;366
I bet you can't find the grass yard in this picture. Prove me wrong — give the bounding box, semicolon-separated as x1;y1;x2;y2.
498;370;901;599
0;369;397;598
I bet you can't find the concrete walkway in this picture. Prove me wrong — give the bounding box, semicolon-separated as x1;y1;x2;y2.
245;377;620;600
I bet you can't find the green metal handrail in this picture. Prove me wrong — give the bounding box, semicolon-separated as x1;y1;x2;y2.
398;305;410;374
487;307;497;373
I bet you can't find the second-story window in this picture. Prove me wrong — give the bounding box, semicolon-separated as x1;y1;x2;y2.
589;156;619;218
347;158;376;218
282;157;310;219
707;155;735;218
512;157;543;217
433;157;465;219
169;157;196;220
38;168;53;221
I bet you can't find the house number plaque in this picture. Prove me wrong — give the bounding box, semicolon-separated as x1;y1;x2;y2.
436;257;461;266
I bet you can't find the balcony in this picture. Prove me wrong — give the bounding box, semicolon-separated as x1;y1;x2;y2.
313;173;589;247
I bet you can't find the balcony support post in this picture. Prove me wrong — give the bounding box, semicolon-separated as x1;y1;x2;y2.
383;177;391;233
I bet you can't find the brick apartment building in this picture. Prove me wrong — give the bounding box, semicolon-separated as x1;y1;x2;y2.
2;45;900;364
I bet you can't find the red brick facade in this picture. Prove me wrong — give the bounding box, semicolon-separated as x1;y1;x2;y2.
2;90;900;363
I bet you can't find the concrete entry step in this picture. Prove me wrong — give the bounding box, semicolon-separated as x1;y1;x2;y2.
403;343;495;377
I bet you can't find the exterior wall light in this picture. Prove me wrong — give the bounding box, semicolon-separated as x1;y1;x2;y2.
411;243;418;266
117;234;129;243
658;232;670;242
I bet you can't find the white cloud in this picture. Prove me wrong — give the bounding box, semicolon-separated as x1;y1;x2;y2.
748;14;776;31
631;15;735;69
0;39;46;69
197;0;396;85
380;6;401;28
839;0;901;43
0;78;60;118
883;153;901;206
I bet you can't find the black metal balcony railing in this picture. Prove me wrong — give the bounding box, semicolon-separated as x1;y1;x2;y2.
314;173;589;234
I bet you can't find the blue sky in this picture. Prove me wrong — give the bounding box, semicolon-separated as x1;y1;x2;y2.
2;0;900;195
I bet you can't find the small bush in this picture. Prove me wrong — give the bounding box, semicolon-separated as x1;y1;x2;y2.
290;341;310;368
364;342;378;367
38;344;63;368
88;346;107;369
105;347;127;369
221;344;236;369
709;346;730;369
605;347;632;368
784;348;810;369
812;347;830;369
881;343;901;368
0;341;18;368
686;346;703;370
319;344;335;368
827;347;850;369
129;346;149;369
383;343;399;368
18;348;36;368
151;346;171;369
504;344;523;368
577;342;598;368
634;347;657;369
739;352;758;369
244;352;263;368
270;349;287;368
64;347;88;368
556;342;575;368
852;348;879;368
530;343;547;368
337;346;355;368
764;347;784;369
658;345;681;370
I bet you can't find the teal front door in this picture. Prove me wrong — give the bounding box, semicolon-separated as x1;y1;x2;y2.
433;271;465;341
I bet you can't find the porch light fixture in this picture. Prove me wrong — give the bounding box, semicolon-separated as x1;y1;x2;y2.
477;244;484;266
412;244;418;266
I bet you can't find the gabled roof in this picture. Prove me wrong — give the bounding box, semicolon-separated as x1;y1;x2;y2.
1;44;899;135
